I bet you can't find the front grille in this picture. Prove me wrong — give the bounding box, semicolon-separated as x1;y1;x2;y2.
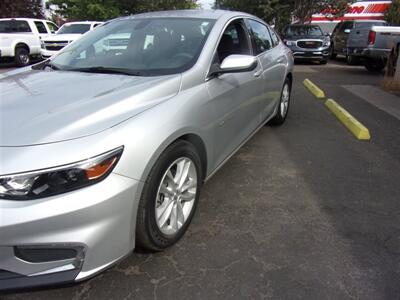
297;40;323;49
45;45;65;51
44;40;69;51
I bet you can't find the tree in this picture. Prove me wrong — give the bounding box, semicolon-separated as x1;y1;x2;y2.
49;0;198;21
214;0;353;31
385;0;400;26
0;0;44;18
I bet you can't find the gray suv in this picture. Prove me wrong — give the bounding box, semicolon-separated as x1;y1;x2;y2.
282;24;331;64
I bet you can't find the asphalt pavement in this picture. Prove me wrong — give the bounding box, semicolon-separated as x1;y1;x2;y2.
1;60;400;300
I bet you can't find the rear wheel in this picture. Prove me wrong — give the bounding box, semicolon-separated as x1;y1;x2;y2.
346;55;358;65
364;58;385;72
15;47;30;67
269;78;291;126
136;140;202;251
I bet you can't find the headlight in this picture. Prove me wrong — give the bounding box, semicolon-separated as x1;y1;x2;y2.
323;39;331;47
0;147;123;200
285;40;296;46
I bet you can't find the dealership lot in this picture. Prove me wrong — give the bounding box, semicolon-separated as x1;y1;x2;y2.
1;60;400;299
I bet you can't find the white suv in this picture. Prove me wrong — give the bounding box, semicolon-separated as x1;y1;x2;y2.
0;18;58;66
41;21;103;58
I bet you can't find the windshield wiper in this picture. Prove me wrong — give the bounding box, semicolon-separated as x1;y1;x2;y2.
68;66;142;76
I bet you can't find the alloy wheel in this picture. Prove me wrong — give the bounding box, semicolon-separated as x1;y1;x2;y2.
155;157;197;235
280;83;290;118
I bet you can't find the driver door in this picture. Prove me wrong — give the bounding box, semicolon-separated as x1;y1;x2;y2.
206;19;265;168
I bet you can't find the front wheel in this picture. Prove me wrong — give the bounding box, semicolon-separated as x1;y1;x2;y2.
269;78;292;126
320;58;328;65
136;140;202;251
15;47;30;67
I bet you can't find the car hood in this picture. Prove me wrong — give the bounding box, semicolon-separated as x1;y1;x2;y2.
0;70;181;146
284;35;325;41
42;34;83;41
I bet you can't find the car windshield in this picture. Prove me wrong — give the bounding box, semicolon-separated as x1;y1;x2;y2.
285;25;323;37
0;20;31;33
51;18;215;76
58;23;92;34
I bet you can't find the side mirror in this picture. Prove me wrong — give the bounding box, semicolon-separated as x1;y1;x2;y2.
209;54;257;77
344;29;351;34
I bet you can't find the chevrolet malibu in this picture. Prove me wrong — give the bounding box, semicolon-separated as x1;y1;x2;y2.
0;10;293;290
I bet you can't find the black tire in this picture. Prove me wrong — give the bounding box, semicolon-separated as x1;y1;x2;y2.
269;77;292;126
15;47;30;67
330;47;337;59
364;58;385;72
136;140;202;251
346;55;358;65
320;58;328;65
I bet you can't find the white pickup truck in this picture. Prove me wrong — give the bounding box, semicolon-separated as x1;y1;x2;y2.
347;25;400;72
0;18;58;66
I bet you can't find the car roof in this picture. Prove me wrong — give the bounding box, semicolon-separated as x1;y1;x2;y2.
121;9;252;21
62;21;103;25
0;18;52;22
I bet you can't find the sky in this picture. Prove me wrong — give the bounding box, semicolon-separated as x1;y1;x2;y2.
198;0;214;9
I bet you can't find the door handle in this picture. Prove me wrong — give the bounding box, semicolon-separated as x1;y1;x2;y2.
253;69;262;77
277;57;284;63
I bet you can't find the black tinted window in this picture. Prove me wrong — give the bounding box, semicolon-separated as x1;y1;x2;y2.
341;22;354;31
34;21;48;34
247;20;273;54
217;20;251;62
269;28;280;46
0;20;31;33
58;24;91;34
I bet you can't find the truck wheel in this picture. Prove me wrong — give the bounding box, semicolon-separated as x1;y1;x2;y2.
15;47;30;67
346;55;358;65
364;59;385;72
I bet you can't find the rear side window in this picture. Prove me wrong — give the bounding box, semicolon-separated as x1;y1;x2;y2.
34;21;48;34
246;19;273;55
46;21;59;33
341;22;354;32
0;20;31;33
269;28;280;46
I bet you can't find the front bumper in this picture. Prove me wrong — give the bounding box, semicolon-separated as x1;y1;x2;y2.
40;49;59;58
0;173;142;291
287;45;330;60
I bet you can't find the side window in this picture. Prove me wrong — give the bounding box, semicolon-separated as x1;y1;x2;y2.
216;20;251;63
246;19;273;55
93;23;102;28
46;22;58;33
341;22;354;32
269;27;280;47
34;21;48;34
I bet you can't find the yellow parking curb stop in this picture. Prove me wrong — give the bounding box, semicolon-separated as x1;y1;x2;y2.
303;79;326;99
325;99;371;141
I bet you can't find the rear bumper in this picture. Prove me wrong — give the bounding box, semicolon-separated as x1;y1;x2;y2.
347;47;391;59
0;173;142;291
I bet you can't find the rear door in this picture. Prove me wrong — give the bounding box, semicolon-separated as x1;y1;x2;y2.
246;19;285;121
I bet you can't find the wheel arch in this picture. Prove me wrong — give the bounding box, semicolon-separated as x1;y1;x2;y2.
15;42;30;53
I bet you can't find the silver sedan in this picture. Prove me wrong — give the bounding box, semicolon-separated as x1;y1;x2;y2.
0;10;293;290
